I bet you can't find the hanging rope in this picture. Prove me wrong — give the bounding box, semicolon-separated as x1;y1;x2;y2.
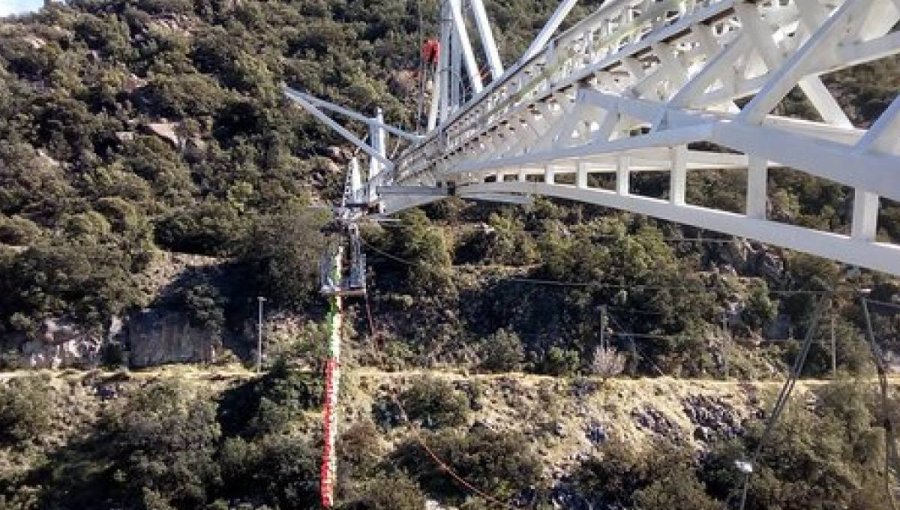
389;389;517;509
861;295;900;510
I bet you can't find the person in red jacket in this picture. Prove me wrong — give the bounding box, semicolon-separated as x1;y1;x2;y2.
422;38;440;67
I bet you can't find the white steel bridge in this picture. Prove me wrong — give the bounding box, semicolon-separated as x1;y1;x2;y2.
285;0;900;276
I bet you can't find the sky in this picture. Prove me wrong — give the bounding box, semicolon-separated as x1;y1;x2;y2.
0;0;44;17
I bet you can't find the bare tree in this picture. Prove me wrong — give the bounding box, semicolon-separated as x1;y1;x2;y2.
591;346;625;382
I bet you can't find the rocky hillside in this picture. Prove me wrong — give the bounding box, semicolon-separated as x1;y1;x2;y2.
1;366;896;509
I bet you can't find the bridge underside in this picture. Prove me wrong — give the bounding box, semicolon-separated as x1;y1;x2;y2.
288;0;900;276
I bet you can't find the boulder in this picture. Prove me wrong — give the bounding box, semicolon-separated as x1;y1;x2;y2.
682;394;742;440
754;250;784;280
630;406;683;440
585;421;607;445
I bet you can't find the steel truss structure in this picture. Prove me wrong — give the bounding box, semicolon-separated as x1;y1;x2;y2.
286;0;900;276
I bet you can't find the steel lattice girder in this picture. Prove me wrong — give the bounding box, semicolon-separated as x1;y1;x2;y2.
371;0;900;276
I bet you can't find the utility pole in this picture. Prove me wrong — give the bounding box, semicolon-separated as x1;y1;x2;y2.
830;314;837;378
599;305;607;350
257;296;266;373
722;312;730;379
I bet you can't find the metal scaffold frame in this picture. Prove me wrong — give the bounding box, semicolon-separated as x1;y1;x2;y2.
285;0;900;276
281;2;900;505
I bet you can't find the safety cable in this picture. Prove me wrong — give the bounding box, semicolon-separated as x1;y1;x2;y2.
861;296;900;510
728;291;832;510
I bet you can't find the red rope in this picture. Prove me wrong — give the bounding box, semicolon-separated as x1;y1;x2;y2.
390;390;515;509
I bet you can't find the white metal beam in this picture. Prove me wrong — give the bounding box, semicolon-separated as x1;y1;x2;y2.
448;0;484;93
323;0;900;278
283;87;393;168
855;96;900;155
523;0;579;62
286;89;422;141
439;0;452;123
738;0;865;125
461;181;900;276
469;0;504;79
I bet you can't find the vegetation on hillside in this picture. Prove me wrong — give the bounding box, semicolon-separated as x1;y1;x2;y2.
1;370;898;509
1;0;900;508
0;0;897;377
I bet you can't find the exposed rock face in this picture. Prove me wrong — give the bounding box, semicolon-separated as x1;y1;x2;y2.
630;406;683;440
21;318;102;369
127;309;220;368
681;394;742;441
708;239;784;279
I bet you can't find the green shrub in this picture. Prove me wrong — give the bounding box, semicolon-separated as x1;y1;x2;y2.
105;382;221;509
219;433;320;509
239;207;327;309
218;360;322;438
634;470;718;510
338;420;383;479
178;282;226;334
701;381;890;509
541;346;580;376
574;438;708;509
342;473;426;510
399;377;469;429
396;428;542;502
0;215;43;245
478;329;524;373
0;376;52;445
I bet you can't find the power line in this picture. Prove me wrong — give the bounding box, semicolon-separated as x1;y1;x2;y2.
732;291;833;510
865;298;900;312
375;222;773;244
861;296;900;510
363;238;851;296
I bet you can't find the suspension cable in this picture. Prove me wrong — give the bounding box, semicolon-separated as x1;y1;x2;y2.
729;291;832;510
861;296;900;510
361;238;853;296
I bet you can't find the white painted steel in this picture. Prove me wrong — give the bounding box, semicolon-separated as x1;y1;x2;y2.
448;0;484;93
469;0;504;79
287;0;900;276
523;0;580;62
460;181;900;276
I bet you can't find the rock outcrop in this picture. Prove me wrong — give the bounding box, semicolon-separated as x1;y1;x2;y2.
707;239;784;279
20;318;102;369
126;309;221;368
